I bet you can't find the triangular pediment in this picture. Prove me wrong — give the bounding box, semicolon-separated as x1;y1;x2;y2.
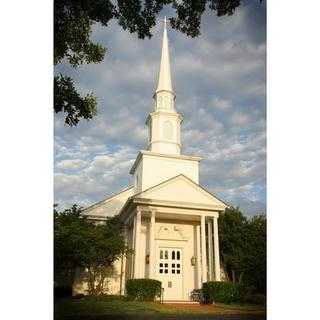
134;175;227;209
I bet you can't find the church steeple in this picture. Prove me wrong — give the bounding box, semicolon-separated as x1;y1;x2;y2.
146;18;183;155
130;19;201;192
155;17;173;95
153;17;176;113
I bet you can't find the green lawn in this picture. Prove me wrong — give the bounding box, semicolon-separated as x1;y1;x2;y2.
55;295;266;319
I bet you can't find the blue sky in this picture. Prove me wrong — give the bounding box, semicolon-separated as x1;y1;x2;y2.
54;1;266;216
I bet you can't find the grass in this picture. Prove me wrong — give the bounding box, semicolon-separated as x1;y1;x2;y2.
55;295;266;319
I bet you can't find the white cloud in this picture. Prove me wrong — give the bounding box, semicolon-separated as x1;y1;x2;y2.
231;112;251;125
210;96;233;110
56;159;87;170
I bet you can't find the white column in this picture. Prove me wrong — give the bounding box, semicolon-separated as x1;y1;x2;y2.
201;215;207;283
213;216;221;281
131;216;136;278
196;224;202;289
134;209;141;278
196;225;202;289
120;225;128;294
207;220;213;281
149;210;156;279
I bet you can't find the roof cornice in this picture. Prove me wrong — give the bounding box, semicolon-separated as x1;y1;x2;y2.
132;197;226;212
145;111;183;125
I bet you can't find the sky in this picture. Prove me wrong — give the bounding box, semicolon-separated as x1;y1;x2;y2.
54;1;266;216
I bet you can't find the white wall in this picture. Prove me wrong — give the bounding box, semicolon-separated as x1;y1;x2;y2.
133;153;199;193
73;259;123;296
148;111;182;155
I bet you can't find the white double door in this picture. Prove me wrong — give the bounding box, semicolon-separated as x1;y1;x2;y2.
157;247;183;300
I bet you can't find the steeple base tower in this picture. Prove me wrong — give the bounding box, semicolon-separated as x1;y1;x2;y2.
130;150;201;194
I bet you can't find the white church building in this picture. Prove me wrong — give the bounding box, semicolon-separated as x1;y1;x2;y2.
76;20;228;302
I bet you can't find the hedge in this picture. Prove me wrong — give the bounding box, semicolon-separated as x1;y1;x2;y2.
202;281;245;304
126;279;161;301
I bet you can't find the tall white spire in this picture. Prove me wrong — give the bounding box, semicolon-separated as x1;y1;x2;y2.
156;17;173;94
146;17;182;155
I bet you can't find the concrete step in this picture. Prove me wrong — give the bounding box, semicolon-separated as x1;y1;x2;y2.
162;300;199;305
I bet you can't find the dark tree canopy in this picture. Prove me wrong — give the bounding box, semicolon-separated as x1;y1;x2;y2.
219;207;266;294
241;214;266;293
54;204;128;292
54;0;262;126
219;207;248;277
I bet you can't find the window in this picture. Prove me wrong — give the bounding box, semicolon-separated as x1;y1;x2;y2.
149;119;152;142
157;96;163;109
163;96;172;109
163;121;173;140
159;248;182;275
170;250;182;274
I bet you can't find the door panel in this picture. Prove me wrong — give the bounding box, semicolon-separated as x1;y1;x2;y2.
157;247;183;300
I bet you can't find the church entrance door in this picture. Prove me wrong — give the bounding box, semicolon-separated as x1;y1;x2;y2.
157;247;183;300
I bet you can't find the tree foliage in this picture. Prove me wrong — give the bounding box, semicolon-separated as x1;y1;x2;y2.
241;214;266;293
54;0;262;126
54;204;128;293
219;207;266;294
54;75;97;126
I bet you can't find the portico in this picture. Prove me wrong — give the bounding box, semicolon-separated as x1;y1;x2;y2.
119;183;224;300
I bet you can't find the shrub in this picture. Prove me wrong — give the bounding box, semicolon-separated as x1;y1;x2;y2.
126;279;161;301
202;281;244;304
242;293;266;305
